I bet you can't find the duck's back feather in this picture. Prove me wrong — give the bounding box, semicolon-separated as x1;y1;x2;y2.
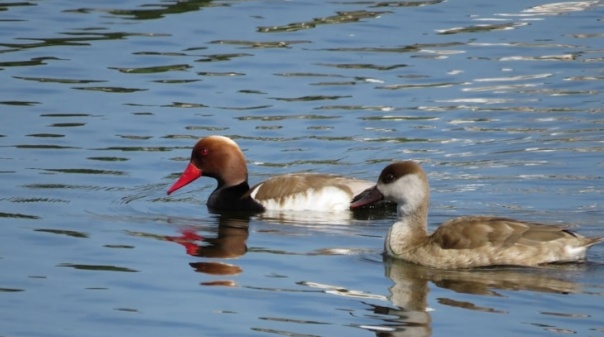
430;216;587;250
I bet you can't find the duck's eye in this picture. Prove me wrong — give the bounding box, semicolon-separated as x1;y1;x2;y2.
383;173;395;184
200;148;208;156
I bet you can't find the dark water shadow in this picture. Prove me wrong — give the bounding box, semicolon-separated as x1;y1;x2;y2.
65;0;216;21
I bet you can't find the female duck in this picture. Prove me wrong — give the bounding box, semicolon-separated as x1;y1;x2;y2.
167;136;376;212
351;161;604;269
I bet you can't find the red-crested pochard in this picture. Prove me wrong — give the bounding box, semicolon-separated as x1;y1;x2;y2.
351;161;604;269
167;136;376;212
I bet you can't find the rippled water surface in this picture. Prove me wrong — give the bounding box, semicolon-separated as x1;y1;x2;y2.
2;0;604;336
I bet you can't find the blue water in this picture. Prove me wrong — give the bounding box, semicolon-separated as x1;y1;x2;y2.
1;0;604;336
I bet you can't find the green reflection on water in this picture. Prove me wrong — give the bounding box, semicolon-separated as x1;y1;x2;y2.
58;263;138;272
43;168;127;175
87;157;129;162
257;10;390;33
110;64;192;73
72;86;148;93
0;212;40;219
34;228;89;238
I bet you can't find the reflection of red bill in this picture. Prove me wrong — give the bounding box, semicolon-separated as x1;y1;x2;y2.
165;229;204;256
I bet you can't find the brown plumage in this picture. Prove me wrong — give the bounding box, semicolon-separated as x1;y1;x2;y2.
351;161;604;269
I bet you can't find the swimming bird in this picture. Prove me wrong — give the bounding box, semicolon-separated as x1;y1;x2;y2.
167;135;377;212
350;161;604;269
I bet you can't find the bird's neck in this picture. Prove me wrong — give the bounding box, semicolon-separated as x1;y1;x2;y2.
386;202;429;256
207;181;264;212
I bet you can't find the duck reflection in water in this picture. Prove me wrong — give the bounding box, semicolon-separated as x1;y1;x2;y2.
165;213;250;286
369;257;586;337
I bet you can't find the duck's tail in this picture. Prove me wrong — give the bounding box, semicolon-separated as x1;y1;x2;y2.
586;236;604;248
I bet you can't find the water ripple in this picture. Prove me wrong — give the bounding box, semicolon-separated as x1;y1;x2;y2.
209;39;311;48
13;76;106;84
64;1;221;20
2;1;604;336
257;10;391;33
110;64;192;74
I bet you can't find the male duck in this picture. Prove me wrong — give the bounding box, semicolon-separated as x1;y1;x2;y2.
167;136;376;212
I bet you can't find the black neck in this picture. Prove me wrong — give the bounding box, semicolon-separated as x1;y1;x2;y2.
207;181;265;213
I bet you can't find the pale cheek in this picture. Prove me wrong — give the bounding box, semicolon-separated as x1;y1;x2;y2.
380;175;425;209
378;183;398;200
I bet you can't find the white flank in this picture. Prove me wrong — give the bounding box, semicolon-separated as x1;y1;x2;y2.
564;245;587;260
259;186;352;212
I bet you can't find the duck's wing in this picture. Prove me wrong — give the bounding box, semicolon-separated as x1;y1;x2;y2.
429;216;578;250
